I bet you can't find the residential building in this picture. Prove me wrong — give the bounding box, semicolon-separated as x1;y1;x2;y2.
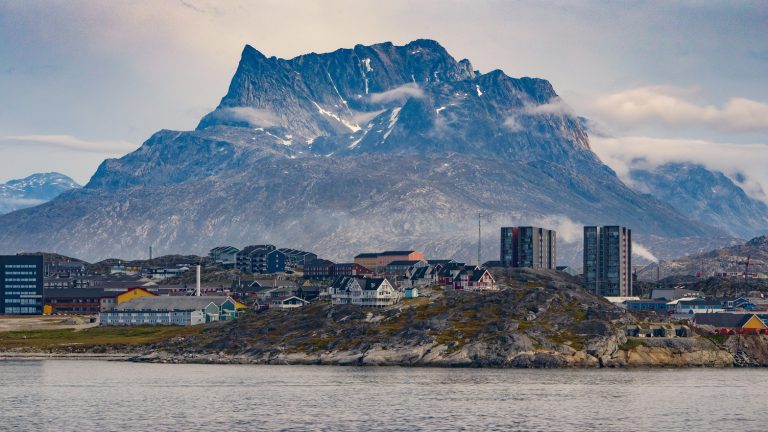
304;259;335;280
623;299;671;313
99;296;241;326
278;248;318;269
669;297;724;315
447;268;497;291
402;265;440;288
331;263;373;277
353;253;380;271
693;313;767;331
237;245;286;274
353;250;425;272
384;260;427;276
499;227;557;269
208;246;240;267
43;286;158;315
1;255;44;315
270;296;310;310
330;276;399;307
583;226;632;297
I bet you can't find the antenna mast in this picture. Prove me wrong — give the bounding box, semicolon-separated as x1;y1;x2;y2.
477;212;481;266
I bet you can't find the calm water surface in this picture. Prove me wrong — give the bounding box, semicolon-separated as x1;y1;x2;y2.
1;360;766;431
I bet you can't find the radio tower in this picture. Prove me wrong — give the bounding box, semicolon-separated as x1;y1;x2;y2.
477;212;482;266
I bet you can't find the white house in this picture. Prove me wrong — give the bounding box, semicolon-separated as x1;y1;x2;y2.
330;276;400;307
99;296;240;326
270;296;310;310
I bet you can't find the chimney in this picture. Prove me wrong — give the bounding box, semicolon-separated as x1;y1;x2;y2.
196;265;201;297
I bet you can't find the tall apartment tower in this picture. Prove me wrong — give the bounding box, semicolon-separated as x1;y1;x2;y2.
500;227;557;269
1;255;44;315
583;226;632;297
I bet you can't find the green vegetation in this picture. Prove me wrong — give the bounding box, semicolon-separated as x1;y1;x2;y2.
618;338;645;351
704;333;730;345
0;326;201;350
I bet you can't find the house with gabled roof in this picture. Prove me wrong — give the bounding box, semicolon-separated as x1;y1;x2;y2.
330;276;399;307
693;313;767;331
450;268;497;291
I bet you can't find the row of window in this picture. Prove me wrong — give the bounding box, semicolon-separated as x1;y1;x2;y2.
5;271;36;276
3;286;38;290
4;278;37;282
5;264;37;269
4;306;40;313
4;298;40;305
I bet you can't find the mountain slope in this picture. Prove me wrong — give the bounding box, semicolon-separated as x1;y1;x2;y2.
0;40;735;262
637;235;768;281
629;163;768;239
0;173;80;215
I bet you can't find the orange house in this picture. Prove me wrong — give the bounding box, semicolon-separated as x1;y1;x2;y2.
354;251;425;272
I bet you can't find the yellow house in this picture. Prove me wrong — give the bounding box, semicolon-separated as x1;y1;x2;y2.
116;287;157;305
742;315;767;331
233;299;248;310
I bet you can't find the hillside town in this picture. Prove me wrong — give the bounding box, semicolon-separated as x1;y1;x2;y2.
3;225;768;338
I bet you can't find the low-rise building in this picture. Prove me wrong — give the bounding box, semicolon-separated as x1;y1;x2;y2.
669;297;724;315
208;246;240;267
330;276;399;307
448;268;497;291
270;296;310;310
353;250;425;272
693;313;767;332
623;299;671;313
384;260;426;276
237;245;287;274
99;296;241;326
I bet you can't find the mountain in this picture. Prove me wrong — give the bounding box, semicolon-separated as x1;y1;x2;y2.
637;234;768;281
0;173;80;215
0;40;737;263
629;163;768;239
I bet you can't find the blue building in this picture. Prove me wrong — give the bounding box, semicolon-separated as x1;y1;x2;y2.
1;255;44;315
624;299;670;313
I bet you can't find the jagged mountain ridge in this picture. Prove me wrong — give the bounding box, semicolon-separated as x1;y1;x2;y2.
628;163;768;240
0;172;80;215
0;40;735;262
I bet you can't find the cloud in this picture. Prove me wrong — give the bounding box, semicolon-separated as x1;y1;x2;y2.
591;135;768;202
502;116;523;132
524;97;572;116
217;107;280;128
632;242;658;262
503;98;573;131
590;86;768;133
1;135;137;154
351;109;386;125
368;83;424;104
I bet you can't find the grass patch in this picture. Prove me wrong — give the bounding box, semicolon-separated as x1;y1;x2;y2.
547;330;586;351
704;333;730;345
0;326;201;350
618;338;645;351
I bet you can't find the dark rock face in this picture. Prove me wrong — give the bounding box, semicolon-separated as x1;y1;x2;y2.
0;172;80;215
0;39;737;262
630;162;768;239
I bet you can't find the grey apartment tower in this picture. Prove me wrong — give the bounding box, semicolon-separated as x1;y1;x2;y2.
583;226;632;297
0;255;44;315
500;227;557;269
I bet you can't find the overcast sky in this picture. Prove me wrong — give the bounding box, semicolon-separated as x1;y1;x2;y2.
1;0;766;197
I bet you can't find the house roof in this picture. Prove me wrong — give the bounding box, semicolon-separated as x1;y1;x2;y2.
354;253;379;259
114;296;234;312
387;260;422;267
380;250;417;256
43;288;115;299
427;259;454;265
693;313;760;328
